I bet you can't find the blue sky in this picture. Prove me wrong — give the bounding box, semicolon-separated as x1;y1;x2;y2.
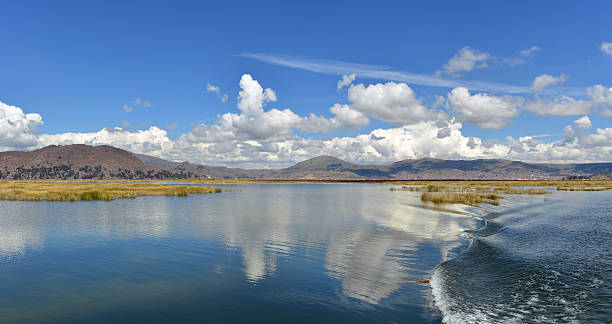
1;1;611;167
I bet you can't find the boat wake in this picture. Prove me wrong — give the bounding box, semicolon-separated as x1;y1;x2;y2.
429;192;612;323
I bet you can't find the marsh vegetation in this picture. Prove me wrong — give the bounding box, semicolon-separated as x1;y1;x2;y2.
0;182;221;201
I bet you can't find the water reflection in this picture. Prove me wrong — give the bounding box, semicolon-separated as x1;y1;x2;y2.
59;198;172;238
0;183;482;323
0;203;43;259
324;186;477;304
211;186;294;282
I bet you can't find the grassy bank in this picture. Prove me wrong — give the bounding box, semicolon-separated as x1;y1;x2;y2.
0;182;221;201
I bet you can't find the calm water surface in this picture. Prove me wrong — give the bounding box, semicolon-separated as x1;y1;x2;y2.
0;184;610;323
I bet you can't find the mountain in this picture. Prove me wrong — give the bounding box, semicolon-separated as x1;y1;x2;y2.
1;144;611;180
0;145;201;180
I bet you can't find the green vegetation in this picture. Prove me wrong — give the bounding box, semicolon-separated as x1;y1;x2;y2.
0;182;221;201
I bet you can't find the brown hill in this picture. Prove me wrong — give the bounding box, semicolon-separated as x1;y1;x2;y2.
0;144;200;180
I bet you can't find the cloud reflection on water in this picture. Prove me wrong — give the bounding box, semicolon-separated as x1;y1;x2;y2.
325;186;478;304
0;203;43;259
0;184;478;307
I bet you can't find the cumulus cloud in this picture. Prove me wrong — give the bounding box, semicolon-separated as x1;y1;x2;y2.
329;104;369;128
531;73;568;92
601;42;612;60
237;74;277;115
37;126;174;158
3;74;612;168
175;116;612;166
447;87;523;129
525;96;591;116
0;101;43;148
206;83;229;102
337;74;356;90
563;115;591;140
347;82;441;125
435;47;492;77
2;98;611;167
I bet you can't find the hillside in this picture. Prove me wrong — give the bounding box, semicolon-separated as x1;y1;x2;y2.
0;145;200;180
1;144;611;180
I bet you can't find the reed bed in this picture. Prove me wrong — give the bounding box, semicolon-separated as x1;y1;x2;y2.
0;183;221;201
421;191;501;207
556;186;610;191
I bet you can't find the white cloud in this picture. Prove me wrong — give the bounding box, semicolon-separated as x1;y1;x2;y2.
587;84;612;106
123;105;133;112
3;74;612;169
525;96;591;116
206;83;220;95
206;83;229;103
0;101;43;148
237;74;277;115
563;115;591;141
347;82;441;125
330;104;369;128
297;113;341;133
520;46;541;58
173;116;612;167
531;73;568;92
447;87;522;129
37;126;174;158
337;74;356;90
601;42;612;60
2;100;611;167
435;47;492;77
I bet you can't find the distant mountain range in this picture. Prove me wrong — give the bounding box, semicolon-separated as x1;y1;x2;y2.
1;144;611;180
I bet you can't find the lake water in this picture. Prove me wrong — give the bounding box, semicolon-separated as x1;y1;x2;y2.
0;184;610;323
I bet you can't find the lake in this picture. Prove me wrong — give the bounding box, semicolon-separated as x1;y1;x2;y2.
0;184;610;323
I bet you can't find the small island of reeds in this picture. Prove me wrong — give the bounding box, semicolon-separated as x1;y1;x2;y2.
0;182;221;201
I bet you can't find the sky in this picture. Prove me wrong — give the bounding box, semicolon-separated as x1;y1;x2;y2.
1;0;611;168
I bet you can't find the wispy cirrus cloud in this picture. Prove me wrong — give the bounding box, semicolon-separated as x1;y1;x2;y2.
239;53;535;94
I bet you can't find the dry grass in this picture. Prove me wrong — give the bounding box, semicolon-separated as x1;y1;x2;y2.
421;191;501;207
491;187;548;194
0;182;221;201
556;186;609;191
